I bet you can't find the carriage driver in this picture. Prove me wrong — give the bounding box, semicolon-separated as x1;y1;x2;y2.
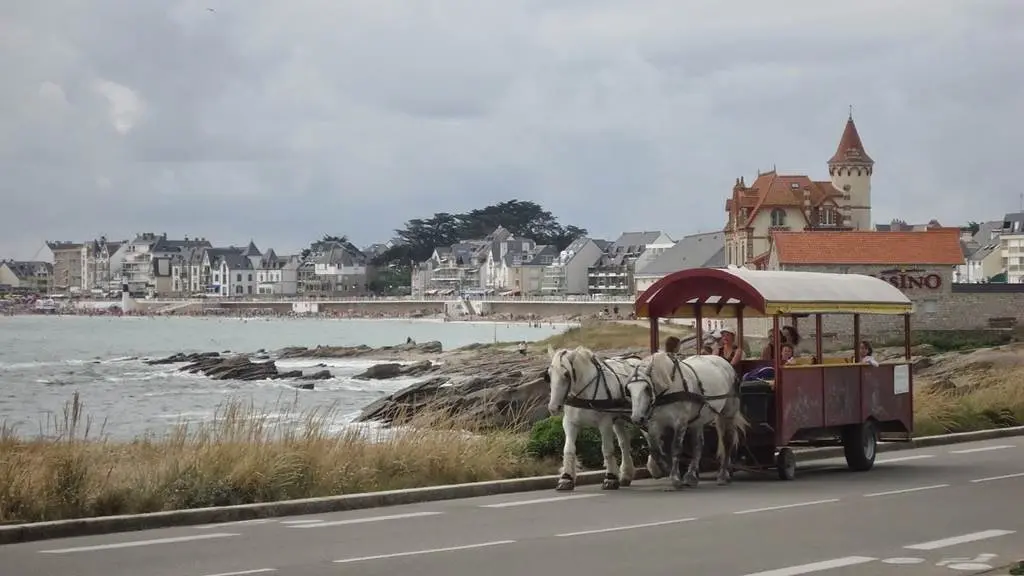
664;336;681;354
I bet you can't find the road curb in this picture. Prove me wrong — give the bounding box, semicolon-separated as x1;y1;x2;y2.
2;425;1023;546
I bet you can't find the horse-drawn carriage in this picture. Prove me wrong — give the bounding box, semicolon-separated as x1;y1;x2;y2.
544;266;915;491
633;266;915;481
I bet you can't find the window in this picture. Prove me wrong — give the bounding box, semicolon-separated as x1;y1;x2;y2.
247;286;253;294
235;285;242;294
248;274;253;282
820;208;836;226
236;273;241;282
770;209;786;227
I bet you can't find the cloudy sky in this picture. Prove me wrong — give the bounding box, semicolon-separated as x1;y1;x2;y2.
2;0;1022;259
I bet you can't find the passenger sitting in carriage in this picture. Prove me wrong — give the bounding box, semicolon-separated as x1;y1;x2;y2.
717;328;743;368
760;325;801;360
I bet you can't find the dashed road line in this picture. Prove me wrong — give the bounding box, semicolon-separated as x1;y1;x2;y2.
333;540;517;564
875;454;934;464
289;511;442;528
740;555;877;575
39;533;240;554
196;519;274;529
950;444;1015;454
556;517;698;537
903;529;1016;550
970;472;1024;483
279;519;323;525
195;565;274;569
863;484;949;498
480;494;601;508
733;499;840;516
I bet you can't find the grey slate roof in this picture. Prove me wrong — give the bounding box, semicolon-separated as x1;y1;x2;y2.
635;231;725;277
524;244;558;265
1;260;52;279
611;231;665;253
1003;212;1024;234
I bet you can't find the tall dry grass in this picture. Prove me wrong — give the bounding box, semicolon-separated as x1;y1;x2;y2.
0;393;551;525
913;366;1024;436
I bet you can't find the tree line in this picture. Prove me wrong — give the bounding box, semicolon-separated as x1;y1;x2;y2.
373;200;588;266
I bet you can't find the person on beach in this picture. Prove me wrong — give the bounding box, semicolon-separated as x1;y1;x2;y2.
518;341;528;355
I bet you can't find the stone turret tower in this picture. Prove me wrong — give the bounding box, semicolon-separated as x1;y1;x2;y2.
828;112;874;231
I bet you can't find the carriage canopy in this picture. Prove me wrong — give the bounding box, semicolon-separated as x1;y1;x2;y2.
634;267;913;319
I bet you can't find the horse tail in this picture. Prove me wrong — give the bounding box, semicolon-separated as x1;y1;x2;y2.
716;405;751;462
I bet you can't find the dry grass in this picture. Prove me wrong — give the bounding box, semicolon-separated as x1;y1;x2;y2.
0;393;552;525
537;320;692;351
913;365;1024;436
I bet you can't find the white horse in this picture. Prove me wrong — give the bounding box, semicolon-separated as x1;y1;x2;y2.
545;345;642;491
625;352;750;490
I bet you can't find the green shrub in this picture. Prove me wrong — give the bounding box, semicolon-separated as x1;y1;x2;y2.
526;416;648;470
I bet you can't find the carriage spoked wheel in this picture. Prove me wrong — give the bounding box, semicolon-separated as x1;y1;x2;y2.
775;447;797;481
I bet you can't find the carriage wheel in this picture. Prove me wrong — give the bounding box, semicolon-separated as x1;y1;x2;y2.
776;447;796;481
843;420;878;472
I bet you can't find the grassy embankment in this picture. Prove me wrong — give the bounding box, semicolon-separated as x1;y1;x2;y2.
1;323;1021;525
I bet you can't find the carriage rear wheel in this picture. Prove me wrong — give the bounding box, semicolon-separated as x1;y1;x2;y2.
843;420;878;472
776;447;796;480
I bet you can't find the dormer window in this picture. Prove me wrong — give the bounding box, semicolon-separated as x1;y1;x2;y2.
770;209;786;227
820;208;836;227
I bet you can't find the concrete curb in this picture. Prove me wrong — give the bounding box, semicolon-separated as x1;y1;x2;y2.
2;425;1023;546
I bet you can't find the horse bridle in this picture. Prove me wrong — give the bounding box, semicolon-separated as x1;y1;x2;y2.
545;350;630;409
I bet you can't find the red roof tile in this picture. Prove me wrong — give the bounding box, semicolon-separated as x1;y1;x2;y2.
772;228;964;265
828;116;873;165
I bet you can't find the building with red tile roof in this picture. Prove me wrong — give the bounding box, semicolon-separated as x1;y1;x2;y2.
724;113;874;266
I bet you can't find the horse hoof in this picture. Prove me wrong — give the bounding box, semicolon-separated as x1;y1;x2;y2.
682;475;699;488
556;479;575;491
601;479;620;490
619;477;632;487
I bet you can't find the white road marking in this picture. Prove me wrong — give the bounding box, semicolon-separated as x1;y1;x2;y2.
480;494;600;508
199;565;276;569
556;517;698;537
196;519;273;529
903;529;1016;550
733;499;840;515
950;444;1015;454
881;557;925;565
970;472;1024;483
290;511;442;528
875;454;934;464
740;556;877;575
863;483;949;498
333;540;517;564
279;519;323;525
38;533;239;554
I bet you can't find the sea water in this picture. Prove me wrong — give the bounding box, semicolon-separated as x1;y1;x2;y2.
0;315;569;439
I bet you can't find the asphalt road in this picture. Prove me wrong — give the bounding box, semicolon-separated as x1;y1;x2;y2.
2;437;1023;576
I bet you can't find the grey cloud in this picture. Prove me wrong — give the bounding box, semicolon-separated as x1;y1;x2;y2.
1;0;1022;259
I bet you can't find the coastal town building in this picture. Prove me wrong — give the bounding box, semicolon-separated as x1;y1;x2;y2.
633;231;725;294
588;231;673;296
256;249;300;295
724;114;873;267
541;237;606;295
300;239;371;296
0;260;53;293
998;212;1024;284
119;233;212;296
45;238;127;292
957;220;1003;283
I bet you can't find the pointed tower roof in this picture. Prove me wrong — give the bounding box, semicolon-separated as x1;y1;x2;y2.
828;113;873;165
243;240;261;256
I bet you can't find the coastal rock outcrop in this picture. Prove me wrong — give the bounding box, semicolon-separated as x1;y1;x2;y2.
353;360;434;380
145;352;332;387
355;350;556;429
277;341;443;359
145;352;220;365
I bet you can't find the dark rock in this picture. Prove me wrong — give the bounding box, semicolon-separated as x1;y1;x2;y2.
278;340;443;359
353;359;435;380
274;370;303;379
146;351;220;365
180;354;278;381
300;369;333;380
291;382;315;390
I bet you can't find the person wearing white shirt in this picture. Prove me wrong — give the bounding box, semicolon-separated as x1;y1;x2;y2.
859;340;879;367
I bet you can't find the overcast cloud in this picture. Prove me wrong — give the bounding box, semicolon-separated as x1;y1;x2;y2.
2;0;1022;258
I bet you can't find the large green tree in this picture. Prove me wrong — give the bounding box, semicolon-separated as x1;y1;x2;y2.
377;200;587;265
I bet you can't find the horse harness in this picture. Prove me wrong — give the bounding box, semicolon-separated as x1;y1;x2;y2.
551;350;633;412
632;355;737;427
